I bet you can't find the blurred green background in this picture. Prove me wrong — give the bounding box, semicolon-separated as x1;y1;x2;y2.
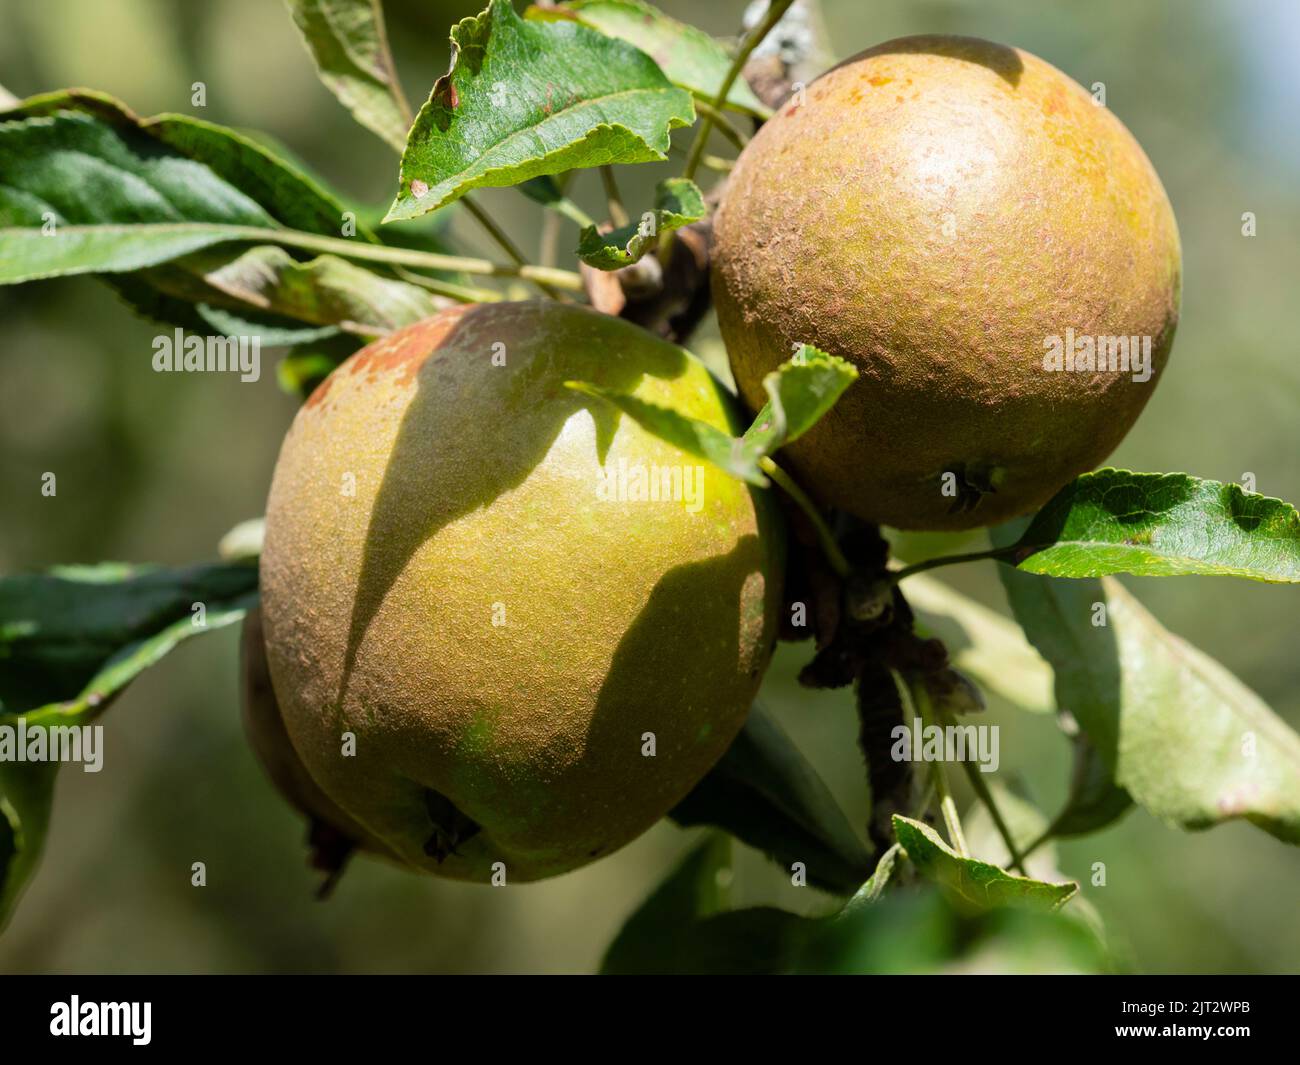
1;0;1297;973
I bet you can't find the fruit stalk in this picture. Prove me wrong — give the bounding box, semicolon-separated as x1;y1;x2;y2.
758;456;851;577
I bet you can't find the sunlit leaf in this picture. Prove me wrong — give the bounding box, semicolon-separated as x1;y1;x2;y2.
0;90;433;335
892;815;1077;910
285;0;413;152
1010;470;1300;583
529;0;770;117
386;0;694;220
568;344;853;487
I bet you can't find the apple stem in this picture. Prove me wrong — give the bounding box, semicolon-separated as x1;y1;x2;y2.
758;456;852;578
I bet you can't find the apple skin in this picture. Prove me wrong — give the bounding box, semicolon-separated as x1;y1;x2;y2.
713;35;1181;530
240;606;397;862
259;301;783;882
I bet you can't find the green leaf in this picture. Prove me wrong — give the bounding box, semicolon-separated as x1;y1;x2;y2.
892;815;1077;911
669;703;872;894
838;843;901;916
600;834;731;974
3;91;353;234
386;0;694;220
518;174;595;227
602;828;1106;974
0;560;258;929
797;884;1111;975
0;561;258;719
0;224;264;283
607;882;1110;974
285;0;413;152
738;345;858;458
996;558;1300;845
529;0;770;118
162;246;445;338
961;781;1113;942
0;761;57;932
576;176;704;269
1009;470;1300;583
567;344;854;487
0;90;419;333
903;574;1054;713
565;380;764;484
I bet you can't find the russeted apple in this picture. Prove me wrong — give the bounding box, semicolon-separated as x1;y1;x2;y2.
713;35;1181;530
257;301;783;882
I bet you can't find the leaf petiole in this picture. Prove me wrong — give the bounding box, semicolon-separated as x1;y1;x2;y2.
692;100;749;150
945;708;1030;875
599;166;630;227
460;194;567;300
909;676;969;856
889;546;1017;584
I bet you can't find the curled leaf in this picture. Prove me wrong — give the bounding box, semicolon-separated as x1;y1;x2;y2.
577;177;704;269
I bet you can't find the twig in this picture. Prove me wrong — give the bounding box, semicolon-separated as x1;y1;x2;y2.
151;224;587;291
460;195;565;299
394;266;502;303
599;166;629;227
1018;827;1053;863
693;100;749;150
540;211;562;269
539;171;578;268
682;0;796;182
